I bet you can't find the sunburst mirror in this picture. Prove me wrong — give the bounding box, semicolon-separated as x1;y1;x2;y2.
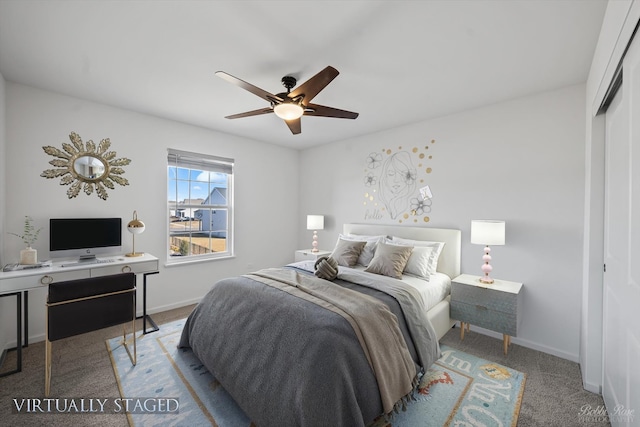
40;132;131;200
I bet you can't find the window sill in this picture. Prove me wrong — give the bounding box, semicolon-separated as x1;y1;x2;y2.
164;254;235;268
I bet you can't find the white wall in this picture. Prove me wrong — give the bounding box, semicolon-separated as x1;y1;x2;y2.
581;0;640;393
0;72;5;265
0;70;602;368
299;84;586;361
0;71;8;351
2;82;300;344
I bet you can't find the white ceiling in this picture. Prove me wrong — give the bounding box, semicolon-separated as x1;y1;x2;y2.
0;0;607;150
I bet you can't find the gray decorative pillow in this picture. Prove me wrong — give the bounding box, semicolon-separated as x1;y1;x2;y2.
314;256;339;280
330;238;367;267
365;241;413;279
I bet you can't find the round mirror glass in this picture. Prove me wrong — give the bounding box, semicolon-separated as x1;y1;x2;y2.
73;155;106;180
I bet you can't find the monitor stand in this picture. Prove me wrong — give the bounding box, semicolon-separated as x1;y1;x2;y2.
78;255;97;263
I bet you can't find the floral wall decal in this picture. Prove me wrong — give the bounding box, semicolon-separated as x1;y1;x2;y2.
41;131;131;200
364;140;436;223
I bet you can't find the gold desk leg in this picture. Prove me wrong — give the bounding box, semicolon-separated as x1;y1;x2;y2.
45;339;51;397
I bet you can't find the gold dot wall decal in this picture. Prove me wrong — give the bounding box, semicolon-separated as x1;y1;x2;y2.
363;138;437;223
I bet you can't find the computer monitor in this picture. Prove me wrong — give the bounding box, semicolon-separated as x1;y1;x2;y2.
49;218;122;261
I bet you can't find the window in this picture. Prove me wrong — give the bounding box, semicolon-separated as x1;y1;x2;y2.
167;149;233;262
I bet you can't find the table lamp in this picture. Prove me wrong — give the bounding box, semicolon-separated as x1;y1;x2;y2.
306;215;324;253
126;210;145;257
470;220;505;284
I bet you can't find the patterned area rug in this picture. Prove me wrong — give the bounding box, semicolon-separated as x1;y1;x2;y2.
107;319;526;426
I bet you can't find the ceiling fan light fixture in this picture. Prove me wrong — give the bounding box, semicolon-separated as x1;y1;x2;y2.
273;102;304;120
217;66;358;134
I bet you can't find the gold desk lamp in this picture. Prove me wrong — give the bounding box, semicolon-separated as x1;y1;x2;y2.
126;210;145;257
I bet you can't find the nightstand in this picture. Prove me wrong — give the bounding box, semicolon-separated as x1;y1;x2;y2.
450;274;523;355
294;249;332;262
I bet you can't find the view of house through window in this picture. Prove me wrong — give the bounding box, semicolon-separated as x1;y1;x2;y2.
167;149;233;261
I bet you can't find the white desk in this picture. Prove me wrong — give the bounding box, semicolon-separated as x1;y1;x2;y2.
0;253;159;376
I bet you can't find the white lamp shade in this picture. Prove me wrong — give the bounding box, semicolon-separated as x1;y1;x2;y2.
470;220;505;246
307;215;324;230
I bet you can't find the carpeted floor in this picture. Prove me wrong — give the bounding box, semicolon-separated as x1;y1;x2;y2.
108;319;526;426
0;304;610;426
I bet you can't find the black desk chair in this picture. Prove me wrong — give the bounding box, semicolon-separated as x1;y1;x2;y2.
45;272;137;396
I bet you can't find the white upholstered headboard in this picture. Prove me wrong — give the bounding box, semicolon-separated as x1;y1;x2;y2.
343;223;461;279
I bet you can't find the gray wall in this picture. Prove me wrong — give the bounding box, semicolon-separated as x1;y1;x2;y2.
2;82;300;344
0;71;7;349
299;84;586;361
1;78;589;364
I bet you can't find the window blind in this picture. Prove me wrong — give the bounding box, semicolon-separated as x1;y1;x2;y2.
167;149;233;174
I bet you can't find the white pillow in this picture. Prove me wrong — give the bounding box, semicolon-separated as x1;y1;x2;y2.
339;233;386;266
389;236;445;278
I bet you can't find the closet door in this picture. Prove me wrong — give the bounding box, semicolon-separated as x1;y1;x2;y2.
603;32;640;427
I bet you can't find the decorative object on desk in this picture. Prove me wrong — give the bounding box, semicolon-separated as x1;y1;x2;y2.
306;214;324;253
9;215;43;265
470;220;505;284
3;260;52;272
126;210;145;257
40;131;131;200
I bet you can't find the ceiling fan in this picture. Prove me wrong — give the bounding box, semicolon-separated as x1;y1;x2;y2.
215;66;359;135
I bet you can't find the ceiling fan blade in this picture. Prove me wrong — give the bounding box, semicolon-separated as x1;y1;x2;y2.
285;118;301;135
216;71;283;103
305;103;359;119
289;66;339;105
224;107;273;119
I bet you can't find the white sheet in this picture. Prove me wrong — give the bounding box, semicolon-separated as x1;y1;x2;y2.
288;260;451;312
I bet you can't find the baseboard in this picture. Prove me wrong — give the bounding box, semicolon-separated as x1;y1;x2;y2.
465;326;580;363
582;380;602;394
138;297;202;317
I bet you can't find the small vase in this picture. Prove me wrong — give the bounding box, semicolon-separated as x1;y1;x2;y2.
20;247;37;265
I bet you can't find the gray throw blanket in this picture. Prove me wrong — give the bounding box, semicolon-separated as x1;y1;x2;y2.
248;268;417;414
336;268;441;370
179;265;439;427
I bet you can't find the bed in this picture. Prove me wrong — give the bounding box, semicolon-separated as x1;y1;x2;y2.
343;223;460;341
179;223;461;427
